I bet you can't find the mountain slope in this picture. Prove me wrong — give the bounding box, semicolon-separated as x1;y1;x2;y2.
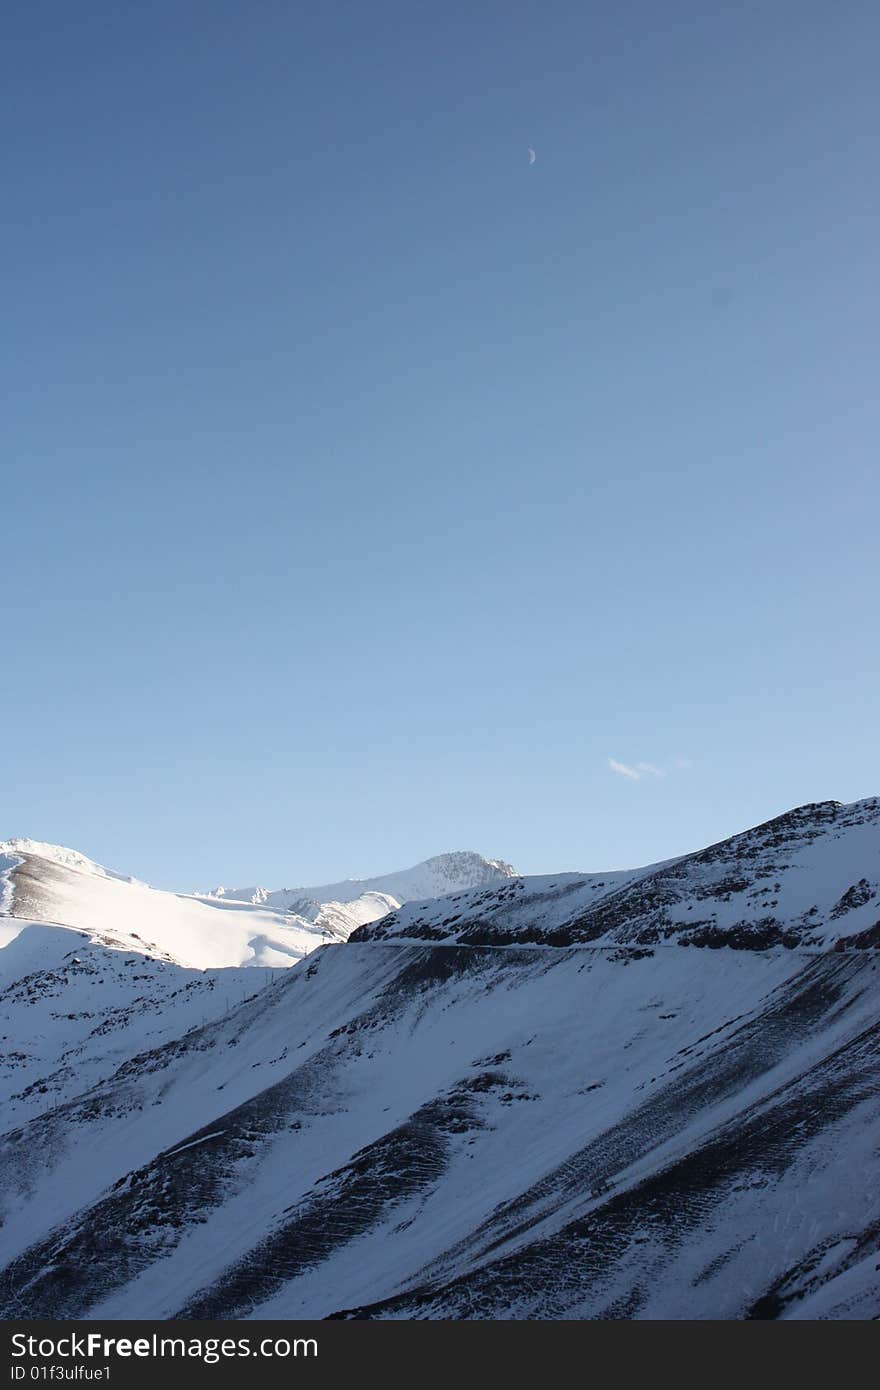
1;799;877;1321
0;923;277;1129
0;941;876;1320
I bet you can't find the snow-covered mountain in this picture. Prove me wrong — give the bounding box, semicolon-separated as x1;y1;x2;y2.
1;802;878;1320
0;839;398;968
210;850;518;915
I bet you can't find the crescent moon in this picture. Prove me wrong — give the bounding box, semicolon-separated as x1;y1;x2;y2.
528;147;536;164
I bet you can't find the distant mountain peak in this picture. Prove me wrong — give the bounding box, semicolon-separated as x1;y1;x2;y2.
214;850;518;914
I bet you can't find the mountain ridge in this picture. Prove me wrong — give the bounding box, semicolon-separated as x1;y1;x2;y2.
353;797;880;953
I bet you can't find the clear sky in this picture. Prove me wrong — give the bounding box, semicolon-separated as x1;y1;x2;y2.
2;1;878;892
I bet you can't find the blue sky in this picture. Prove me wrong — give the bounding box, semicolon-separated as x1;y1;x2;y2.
3;1;878;890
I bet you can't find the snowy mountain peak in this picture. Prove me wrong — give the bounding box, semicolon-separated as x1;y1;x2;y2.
0;839;136;884
215;850;518;914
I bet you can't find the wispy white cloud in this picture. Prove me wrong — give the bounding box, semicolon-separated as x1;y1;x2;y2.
608;757;691;782
608;758;642;781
